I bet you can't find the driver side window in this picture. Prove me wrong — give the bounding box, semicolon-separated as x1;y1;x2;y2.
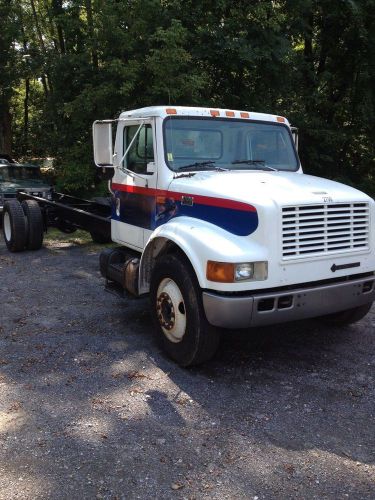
124;124;154;174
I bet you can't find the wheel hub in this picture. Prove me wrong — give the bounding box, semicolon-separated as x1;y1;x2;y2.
156;278;187;343
3;211;11;242
157;292;176;330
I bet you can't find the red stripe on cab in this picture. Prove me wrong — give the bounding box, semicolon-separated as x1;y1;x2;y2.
111;183;256;213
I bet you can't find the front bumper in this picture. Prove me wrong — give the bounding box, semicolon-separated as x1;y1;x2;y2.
202;275;375;328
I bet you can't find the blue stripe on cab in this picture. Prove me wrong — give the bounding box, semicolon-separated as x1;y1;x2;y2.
112;190;258;236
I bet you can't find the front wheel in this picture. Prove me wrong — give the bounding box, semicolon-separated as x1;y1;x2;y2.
150;253;220;367
320;302;373;326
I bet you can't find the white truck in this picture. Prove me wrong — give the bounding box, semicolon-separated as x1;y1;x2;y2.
3;105;374;366
91;105;375;366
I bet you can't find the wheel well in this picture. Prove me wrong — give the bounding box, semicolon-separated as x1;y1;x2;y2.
139;238;196;295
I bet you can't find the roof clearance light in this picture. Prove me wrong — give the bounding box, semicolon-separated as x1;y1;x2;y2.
277;116;285;123
166;108;177;115
225;111;235;117
210;110;220;117
240;112;250;119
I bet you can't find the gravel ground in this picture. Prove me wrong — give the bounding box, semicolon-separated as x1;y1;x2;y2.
0;231;374;500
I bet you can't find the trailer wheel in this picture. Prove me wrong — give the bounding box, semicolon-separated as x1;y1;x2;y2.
90;231;112;244
2;201;27;252
150;253;220;367
22;200;44;250
320;302;373;326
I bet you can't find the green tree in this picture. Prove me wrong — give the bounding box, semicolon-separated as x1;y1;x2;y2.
3;0;375;196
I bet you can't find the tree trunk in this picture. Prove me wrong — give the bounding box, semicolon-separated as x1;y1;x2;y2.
0;102;12;155
23;78;30;152
85;0;99;69
30;0;46;53
51;0;66;54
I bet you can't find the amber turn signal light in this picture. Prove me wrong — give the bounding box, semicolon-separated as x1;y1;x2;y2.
206;261;235;283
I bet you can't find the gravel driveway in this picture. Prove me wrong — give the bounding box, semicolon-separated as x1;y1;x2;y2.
0;231;374;499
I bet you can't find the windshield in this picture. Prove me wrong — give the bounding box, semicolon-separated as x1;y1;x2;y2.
0;166;44;183
164;117;299;172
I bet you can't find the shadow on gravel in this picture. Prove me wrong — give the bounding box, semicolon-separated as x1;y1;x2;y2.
1;237;374;497
161;316;375;464
4;311;372;497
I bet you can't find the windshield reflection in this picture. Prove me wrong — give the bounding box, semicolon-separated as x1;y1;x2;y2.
164;117;299;172
0;166;44;183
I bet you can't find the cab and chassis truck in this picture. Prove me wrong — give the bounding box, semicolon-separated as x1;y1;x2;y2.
2;106;375;366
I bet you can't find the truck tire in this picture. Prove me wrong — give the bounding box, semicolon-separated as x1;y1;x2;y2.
320;302;373;326
2;200;27;252
90;231;112;244
22;200;44;250
150;253;220;366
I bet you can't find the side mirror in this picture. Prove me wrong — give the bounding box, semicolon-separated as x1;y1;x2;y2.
291;126;299;151
93;121;114;167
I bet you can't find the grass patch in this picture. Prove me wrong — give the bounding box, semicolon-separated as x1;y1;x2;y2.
44;228;92;245
44;228;117;252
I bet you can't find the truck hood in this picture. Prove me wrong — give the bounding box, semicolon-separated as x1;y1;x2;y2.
168;170;371;207
0;180;50;193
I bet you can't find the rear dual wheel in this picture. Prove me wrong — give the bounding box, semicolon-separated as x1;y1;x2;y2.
22;200;44;250
2;201;27;252
2;200;43;252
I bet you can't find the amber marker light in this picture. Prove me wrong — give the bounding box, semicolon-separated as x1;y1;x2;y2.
240;112;250;118
166;108;177;114
206;261;235;283
276;116;285;123
210;110;220;117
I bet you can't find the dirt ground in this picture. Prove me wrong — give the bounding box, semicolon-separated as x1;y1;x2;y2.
0;230;374;499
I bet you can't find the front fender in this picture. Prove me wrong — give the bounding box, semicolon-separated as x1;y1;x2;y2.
139;216;268;294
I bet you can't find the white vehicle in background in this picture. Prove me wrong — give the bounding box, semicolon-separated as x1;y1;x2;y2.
3;106;375;366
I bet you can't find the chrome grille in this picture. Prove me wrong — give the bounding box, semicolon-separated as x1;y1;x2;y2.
282;203;370;259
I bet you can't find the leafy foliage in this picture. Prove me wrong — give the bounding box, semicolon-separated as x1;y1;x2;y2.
1;0;374;196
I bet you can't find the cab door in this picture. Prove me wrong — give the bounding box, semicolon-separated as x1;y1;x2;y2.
111;119;157;250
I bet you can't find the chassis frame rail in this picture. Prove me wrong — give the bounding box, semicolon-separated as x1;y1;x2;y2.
17;191;111;239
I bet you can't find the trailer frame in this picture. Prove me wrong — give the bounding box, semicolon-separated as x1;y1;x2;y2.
16;190;112;241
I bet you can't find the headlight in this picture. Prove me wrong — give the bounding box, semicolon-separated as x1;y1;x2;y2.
207;261;268;283
235;263;254;281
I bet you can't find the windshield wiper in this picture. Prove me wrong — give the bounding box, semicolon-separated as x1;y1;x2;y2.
178;161;227;172
231;159;277;171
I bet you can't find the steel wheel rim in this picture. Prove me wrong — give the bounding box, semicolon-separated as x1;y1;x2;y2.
3;212;11;242
156;278;186;343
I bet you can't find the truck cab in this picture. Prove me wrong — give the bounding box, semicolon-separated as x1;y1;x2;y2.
94;106;375;366
0;155;52;212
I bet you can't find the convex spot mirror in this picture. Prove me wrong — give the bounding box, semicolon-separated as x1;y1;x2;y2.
93;121;114;168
